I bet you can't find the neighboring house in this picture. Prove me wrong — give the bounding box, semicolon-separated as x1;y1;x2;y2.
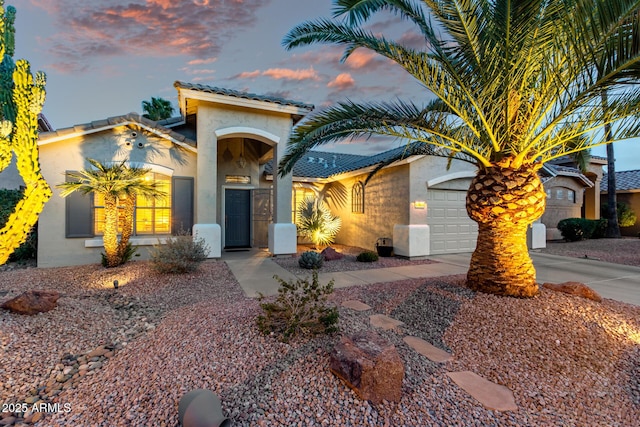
601;169;640;237
27;82;313;267
0;113;54;189
266;149;602;255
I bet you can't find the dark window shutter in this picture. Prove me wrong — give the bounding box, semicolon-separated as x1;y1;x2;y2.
172;176;194;235
65;172;94;238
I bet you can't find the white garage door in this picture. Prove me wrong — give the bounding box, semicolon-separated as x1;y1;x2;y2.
427;189;478;254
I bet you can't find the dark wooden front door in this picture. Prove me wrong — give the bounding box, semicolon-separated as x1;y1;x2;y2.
225;189;251;248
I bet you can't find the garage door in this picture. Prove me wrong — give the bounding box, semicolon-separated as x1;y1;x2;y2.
427;189;478;254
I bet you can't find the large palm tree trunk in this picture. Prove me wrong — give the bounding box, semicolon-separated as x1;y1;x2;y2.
119;196;135;255
466;160;546;297
103;195;120;267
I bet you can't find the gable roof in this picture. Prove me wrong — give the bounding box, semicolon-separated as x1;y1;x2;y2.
540;163;593;187
174;81;314;112
265;144;424;179
601;170;640;192
38;112;197;152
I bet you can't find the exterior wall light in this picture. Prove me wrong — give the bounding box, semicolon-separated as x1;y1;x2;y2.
413;201;426;209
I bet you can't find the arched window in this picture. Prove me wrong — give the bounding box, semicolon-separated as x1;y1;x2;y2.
352;181;365;213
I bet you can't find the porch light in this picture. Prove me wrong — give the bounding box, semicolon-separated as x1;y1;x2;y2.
237;141;247;169
413;200;426;209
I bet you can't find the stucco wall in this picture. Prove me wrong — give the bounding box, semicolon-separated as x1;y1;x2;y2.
37;126;197;267
332;166;410;250
0;157;23;189
540;176;585;239
195;103;294;226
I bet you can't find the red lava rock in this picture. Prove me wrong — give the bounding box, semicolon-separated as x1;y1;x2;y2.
0;290;60;315
542;282;602;302
321;247;344;261
329;330;404;404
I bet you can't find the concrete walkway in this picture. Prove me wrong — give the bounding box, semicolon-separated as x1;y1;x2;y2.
222;249;640;306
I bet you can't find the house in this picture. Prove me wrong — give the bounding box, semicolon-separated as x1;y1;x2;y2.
30;82;313;267
601;169;640;236
1;82;603;267
266;147;601;256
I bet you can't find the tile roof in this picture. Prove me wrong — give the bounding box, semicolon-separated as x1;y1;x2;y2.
540;163;593;187
38;113;196;149
174;81;314;111
601;170;640;192
265;143;423;179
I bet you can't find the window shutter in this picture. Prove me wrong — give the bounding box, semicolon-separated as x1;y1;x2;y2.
172;176;194;234
65;172;94;238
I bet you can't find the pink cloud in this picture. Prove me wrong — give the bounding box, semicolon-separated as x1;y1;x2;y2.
237;70;261;79
31;0;271;73
327;73;355;90
344;50;378;70
187;57;217;65
262;68;319;81
234;67;320;82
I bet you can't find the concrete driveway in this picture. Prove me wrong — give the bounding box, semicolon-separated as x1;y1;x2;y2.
430;252;640;306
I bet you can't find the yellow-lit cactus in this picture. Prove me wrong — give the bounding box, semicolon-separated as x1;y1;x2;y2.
0;1;51;265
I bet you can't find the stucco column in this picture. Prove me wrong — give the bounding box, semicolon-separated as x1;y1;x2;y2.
273;139;292;224
269;131;296;255
194;113;221;257
196;114;218;224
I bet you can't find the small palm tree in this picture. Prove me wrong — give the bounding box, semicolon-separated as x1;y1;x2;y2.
57;158;166;267
297;196;342;248
141;97;174;121
279;0;640;297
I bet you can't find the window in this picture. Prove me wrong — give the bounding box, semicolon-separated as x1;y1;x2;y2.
556;189;564;200
352;181;365;213
94;172;171;236
545;189;551;199
567;189;576;203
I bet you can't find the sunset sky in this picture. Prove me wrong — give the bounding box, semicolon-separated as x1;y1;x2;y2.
8;0;639;167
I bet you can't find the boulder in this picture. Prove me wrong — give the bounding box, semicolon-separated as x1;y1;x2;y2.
542;282;602;302
1;290;60;315
321;247;344;261
329;330;404;404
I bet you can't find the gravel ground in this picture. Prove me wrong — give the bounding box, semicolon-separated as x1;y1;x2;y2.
540;237;640;266
1;258;639;426
273;244;438;275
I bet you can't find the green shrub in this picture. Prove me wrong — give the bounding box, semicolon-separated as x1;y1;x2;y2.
101;242;138;267
0;189;37;262
617;202;637;227
601;202;638;228
257;270;339;342
150;232;209;273
298;250;323;269
356;250;379;262
557;218;607;241
591;219;608;239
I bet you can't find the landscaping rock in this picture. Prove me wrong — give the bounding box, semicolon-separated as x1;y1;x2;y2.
329;330;404;404
321;247;344;261
0;290;60;315
542;281;602;302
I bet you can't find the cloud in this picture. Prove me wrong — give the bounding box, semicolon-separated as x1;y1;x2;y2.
234;67;320;82
327;73;355;90
187;57;217;65
262;68;319;81
32;0;271;73
344;50;379;70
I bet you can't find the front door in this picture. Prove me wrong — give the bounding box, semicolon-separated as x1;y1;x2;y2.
225;189;251;248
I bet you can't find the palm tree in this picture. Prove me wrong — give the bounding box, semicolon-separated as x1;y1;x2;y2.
57;158;166;267
278;0;640;297
296;196;342;248
141;97;174;121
